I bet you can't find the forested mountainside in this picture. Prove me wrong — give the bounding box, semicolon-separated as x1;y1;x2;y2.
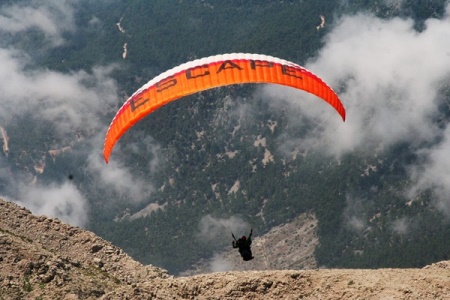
0;0;449;274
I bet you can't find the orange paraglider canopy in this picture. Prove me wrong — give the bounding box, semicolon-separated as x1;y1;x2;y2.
104;53;345;163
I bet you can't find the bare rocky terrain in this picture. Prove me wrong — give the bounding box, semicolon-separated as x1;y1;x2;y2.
1;197;450;299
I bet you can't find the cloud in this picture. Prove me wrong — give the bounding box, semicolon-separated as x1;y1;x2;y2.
343;195;367;232
1;51;163;208
0;1;161;224
122;132;163;174
0;47;119;141
209;253;234;273
407;125;450;215
391;217;409;235
14;181;89;227
196;215;250;272
84;129;162;204
261;5;450;157
0;1;77;46
197;214;250;241
87;151;155;203
259;5;450;216
0;43;159;220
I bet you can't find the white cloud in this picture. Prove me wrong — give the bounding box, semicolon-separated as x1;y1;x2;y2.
259;5;450;216
391;217;409;235
0;1;77;46
196;215;251;272
209;253;234;273
0;41;161;224
197;214;251;241
407;126;450;215
15;181;89;227
0;1;152;224
0;48;119;140
261;5;450;157
87;152;154;203
343;195;367;232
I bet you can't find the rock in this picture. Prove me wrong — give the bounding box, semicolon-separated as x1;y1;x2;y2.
91;244;103;253
93;257;104;268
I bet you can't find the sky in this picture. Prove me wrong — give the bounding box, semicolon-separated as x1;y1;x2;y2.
0;0;450;232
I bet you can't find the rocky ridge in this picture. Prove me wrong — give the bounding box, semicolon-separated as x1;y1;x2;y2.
1;198;450;299
0;198;168;299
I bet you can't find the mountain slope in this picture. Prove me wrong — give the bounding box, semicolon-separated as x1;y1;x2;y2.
1;0;450;277
0;198;168;299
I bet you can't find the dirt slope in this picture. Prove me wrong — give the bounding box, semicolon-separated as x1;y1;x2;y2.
1;198;449;299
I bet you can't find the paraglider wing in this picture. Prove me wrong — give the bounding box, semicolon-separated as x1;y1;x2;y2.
103;53;346;163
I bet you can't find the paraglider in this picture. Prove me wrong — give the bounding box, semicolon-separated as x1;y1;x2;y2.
103;53;346;163
232;229;254;261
